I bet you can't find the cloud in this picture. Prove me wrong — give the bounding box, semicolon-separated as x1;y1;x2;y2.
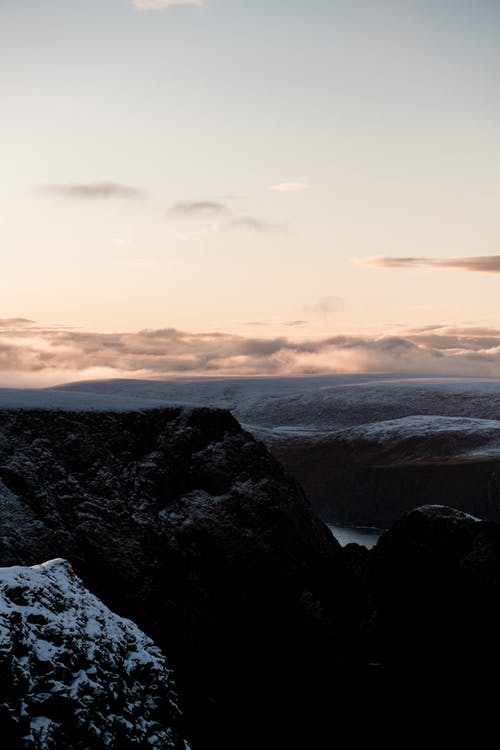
302;296;342;317
269;182;310;192
38;182;147;200
170;201;229;217
225;217;284;233
356;255;500;274
405;324;500;352
0;318;34;327
168;201;284;235
5;319;500;385
130;0;206;10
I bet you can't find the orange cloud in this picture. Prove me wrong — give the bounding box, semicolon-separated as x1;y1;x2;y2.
356;255;500;274
3;320;500;386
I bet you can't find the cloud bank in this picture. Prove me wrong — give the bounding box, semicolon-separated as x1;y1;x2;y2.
3;319;500;385
38;182;147;200
357;255;500;274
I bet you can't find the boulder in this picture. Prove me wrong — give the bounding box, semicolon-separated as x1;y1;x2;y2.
0;558;187;750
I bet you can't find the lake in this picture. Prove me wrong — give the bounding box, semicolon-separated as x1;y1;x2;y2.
327;524;383;549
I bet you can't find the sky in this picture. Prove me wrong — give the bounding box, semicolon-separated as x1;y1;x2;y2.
2;0;500;384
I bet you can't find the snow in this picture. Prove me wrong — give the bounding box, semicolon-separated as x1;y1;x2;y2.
2;375;500;466
0;558;187;749
413;504;482;522
2;373;500;440
335;415;500;453
0;387;173;412
49;373;500;428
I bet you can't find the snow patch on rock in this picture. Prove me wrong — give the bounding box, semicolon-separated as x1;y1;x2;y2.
335;414;500;442
411;504;482;522
0;559;188;749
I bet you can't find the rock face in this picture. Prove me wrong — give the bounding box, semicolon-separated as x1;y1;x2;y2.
0;407;337;749
271;422;500;525
5;401;499;746
51;376;500;526
368;504;500;670
348;504;500;743
0;558;186;750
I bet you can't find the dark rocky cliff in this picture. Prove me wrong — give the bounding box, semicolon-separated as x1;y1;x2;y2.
2;406;500;746
271;429;500;525
0;406;338;749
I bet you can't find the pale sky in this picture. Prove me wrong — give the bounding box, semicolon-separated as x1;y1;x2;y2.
2;0;500;383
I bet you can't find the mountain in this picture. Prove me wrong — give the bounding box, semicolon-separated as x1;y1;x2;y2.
0;402;337;749
270;414;500;525
1;391;500;745
0;558;187;750
49;375;500;524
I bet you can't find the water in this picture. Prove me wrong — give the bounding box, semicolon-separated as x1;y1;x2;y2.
327;524;383;549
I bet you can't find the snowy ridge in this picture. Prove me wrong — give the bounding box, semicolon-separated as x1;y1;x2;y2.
334;415;500;456
0;387;173;412
0;559;188;750
413;504;482;522
50;374;500;431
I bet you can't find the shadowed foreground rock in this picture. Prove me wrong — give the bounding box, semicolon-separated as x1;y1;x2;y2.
336;505;500;743
0;559;187;750
3;405;500;747
0;407;338;749
368;504;500;671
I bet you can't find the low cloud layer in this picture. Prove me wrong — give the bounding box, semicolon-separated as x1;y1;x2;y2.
357;255;500;274
3;319;500;385
38;182;147;200
0;318;34;327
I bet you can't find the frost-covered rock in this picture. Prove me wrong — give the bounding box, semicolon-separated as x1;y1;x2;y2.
0;406;336;750
0;558;187;750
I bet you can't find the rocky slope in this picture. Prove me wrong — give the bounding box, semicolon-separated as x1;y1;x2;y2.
0;558;187;750
1;395;500;744
325;504;500;743
0;405;337;749
368;504;500;667
50;375;500;525
270;416;500;525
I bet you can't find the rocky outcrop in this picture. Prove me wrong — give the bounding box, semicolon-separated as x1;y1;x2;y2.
51;377;500;527
0;407;338;749
368;504;500;668
4;400;499;746
0;558;187;750
346;504;500;743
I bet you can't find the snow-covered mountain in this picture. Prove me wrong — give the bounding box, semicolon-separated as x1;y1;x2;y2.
0;558;187;750
47;375;500;524
50;373;500;431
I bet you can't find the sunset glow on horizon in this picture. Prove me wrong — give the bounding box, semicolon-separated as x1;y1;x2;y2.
2;1;500;384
